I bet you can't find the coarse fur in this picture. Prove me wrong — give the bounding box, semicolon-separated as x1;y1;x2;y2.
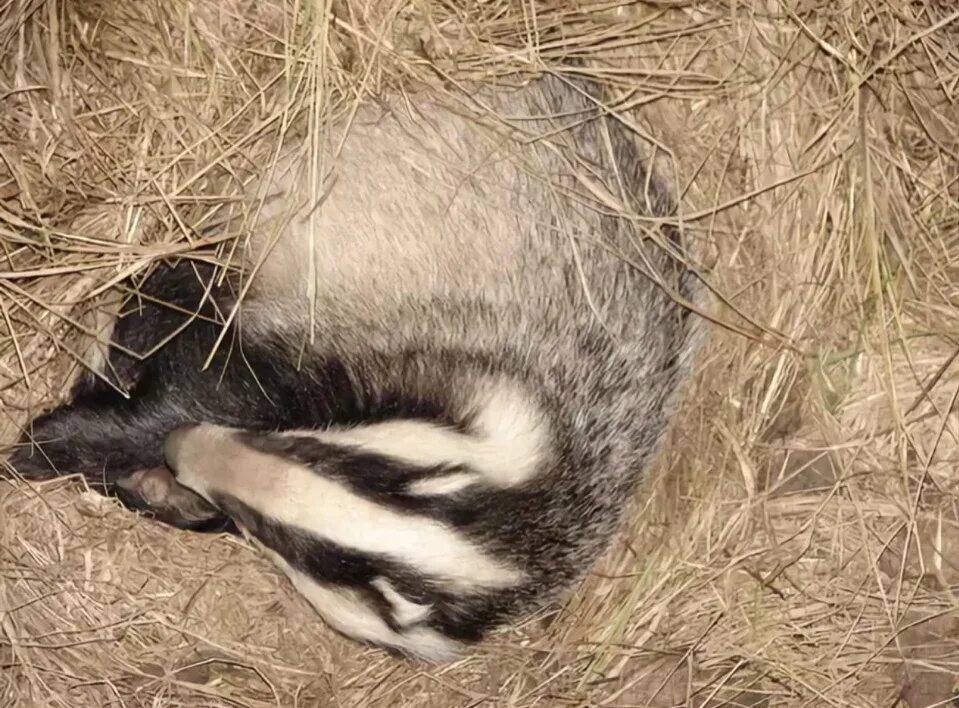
5;73;701;660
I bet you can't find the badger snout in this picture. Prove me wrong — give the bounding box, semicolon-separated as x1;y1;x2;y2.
114;464;226;531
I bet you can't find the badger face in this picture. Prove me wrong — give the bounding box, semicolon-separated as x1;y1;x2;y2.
163;422;526;661
7;73;701;660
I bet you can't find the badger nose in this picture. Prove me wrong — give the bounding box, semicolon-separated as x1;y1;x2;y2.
163;423;201;473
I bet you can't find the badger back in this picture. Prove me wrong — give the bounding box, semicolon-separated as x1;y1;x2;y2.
237;75;694;351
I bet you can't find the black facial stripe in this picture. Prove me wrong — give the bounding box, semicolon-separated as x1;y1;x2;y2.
236;431;465;485
233;431;510;527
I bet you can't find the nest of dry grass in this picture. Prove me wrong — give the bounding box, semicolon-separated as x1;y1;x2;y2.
2;1;958;706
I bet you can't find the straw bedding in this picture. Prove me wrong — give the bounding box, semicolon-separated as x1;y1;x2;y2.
2;1;958;705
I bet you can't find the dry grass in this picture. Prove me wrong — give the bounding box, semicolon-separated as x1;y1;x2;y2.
2;0;958;705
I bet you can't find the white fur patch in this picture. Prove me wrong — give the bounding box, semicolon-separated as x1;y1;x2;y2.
313;381;549;491
167;425;523;591
406;471;482;497
264;548;461;662
370;576;432;626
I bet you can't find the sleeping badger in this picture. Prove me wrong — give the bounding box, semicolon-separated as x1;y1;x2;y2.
6;74;700;661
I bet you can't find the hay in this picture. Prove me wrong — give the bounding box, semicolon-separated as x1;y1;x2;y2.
2;0;958;705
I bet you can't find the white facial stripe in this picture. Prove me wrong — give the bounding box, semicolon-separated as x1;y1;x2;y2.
311;381;549;490
264;548;461;663
168;425;523;591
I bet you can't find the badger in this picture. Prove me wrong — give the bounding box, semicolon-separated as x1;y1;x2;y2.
5;73;700;661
